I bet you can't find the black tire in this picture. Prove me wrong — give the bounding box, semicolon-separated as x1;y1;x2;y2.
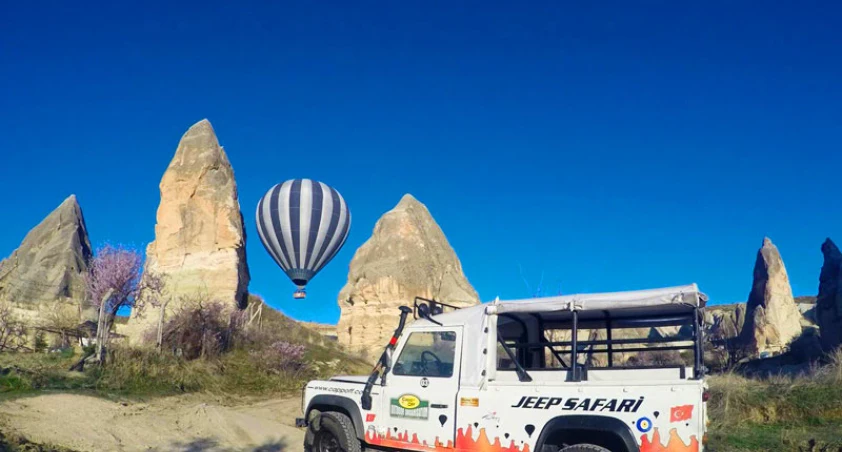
559;445;611;452
304;411;361;452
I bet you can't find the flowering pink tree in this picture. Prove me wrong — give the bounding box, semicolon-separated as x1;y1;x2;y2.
84;244;164;362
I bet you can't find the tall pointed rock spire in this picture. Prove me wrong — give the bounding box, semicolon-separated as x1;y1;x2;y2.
817;238;842;352
336;194;478;358
124;119;250;343
739;237;803;356
0;195;92;304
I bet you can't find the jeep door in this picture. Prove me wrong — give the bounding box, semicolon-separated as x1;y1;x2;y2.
377;326;463;450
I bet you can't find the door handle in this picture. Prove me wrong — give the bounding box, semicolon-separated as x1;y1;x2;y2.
431;404;448;409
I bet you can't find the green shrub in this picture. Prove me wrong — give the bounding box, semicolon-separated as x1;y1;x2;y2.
33;332;48;352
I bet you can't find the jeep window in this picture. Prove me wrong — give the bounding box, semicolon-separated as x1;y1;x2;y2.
393;331;457;377
497;342;517;369
496;305;704;380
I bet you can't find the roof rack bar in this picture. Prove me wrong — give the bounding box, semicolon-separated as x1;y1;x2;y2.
509;343;695;355
506;335;693;348
529;313;694;328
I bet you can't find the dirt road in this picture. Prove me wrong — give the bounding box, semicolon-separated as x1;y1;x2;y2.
0;393;306;451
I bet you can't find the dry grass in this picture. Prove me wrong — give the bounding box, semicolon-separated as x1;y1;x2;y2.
1;341;368;401
0;299;369;400
706;348;842;451
0;430;76;452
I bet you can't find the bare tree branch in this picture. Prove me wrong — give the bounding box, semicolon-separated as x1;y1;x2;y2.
517;262;532;296
84;244;166;364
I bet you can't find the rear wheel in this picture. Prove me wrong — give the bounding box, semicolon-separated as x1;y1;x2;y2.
304;411;361;452
559;445;611;452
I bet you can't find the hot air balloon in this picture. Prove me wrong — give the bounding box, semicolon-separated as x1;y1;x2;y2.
256;179;351;299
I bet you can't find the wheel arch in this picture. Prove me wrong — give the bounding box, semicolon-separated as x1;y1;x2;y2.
535;415;639;452
306;395;365;440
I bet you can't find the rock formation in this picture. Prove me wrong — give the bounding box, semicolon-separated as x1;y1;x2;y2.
817;238;842;352
706;304;746;342
125;119;249;342
336;194;479;359
0;195;92;306
738;237;803;356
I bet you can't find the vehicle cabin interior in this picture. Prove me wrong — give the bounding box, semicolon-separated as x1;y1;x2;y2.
494;304;704;383
392;330;458;378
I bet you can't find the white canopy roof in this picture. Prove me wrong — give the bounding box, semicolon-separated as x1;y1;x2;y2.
414;283;707;327
491;283;707;314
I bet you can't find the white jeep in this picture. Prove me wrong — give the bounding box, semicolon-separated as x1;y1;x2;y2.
298;284;710;452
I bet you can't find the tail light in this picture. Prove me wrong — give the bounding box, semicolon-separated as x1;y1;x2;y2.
702;433;708;445
702;389;710;402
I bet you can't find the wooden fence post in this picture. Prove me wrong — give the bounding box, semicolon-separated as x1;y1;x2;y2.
156;299;170;352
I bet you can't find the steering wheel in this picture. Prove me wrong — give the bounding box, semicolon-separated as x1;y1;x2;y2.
420;350;443;375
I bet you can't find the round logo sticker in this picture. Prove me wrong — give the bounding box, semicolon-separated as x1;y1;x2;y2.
635;417;652;433
398;394;421;410
420;378;430;388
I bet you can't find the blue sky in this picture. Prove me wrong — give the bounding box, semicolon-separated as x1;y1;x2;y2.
1;2;840;323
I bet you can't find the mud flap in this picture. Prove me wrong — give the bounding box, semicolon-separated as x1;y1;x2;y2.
303;412;321;450
304;426;316;449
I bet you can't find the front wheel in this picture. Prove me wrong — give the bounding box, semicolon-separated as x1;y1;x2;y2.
304;411;361;452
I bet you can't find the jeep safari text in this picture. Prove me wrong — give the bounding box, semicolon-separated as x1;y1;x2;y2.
298;284;710;452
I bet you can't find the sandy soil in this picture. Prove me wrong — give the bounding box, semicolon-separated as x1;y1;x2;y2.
0;393;305;451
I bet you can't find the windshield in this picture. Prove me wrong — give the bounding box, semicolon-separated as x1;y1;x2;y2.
392;331;457;378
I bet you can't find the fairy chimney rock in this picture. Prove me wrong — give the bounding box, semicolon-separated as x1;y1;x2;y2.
0;195;92;305
125;119;250;342
817;238;842;352
706;304;747;342
739;237;803;356
337;194;479;359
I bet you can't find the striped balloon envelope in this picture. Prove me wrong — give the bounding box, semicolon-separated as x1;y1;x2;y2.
256;179;351;299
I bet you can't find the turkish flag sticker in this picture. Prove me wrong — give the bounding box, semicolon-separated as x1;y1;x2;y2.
670;404;694;423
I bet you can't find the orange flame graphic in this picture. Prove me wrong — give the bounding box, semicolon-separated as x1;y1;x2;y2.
365;425;530;452
639;428;699;452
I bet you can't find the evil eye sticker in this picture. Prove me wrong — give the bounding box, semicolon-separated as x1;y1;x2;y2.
636;417;652;433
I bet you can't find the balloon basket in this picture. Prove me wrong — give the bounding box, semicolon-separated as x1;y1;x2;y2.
293;289;306;299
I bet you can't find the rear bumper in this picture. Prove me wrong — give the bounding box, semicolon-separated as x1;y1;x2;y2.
295;417;308;428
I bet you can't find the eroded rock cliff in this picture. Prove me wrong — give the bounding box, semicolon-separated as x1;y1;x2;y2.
125;119;249;342
336;194;479;358
817;238;842;352
739;237;803;356
0;195;92;306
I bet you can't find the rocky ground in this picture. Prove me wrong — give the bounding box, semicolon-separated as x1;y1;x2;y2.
0;394;304;452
